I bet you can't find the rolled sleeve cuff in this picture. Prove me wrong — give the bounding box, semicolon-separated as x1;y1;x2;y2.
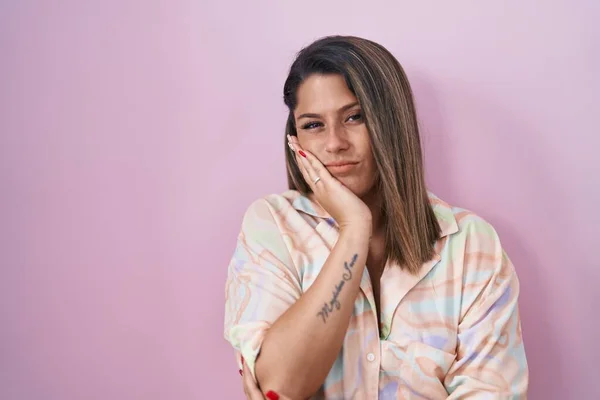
227;321;271;382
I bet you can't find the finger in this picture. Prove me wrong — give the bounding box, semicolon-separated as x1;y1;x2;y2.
295;148;327;191
300;149;329;181
287;137;314;187
287;135;306;169
287;142;306;177
240;358;250;399
243;362;265;400
288;137;324;185
288;135;330;181
241;374;252;399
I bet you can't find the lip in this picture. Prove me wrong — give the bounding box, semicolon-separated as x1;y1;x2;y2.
326;161;359;167
326;161;359;174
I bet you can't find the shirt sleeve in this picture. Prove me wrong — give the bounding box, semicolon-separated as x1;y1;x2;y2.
444;217;529;399
223;199;303;382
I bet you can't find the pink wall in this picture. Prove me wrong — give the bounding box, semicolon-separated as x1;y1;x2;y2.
1;1;597;399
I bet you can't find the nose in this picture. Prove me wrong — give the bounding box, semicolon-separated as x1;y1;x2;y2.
324;123;350;153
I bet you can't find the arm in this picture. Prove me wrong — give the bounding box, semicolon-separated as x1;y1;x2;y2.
224;199;370;399
444;220;529;399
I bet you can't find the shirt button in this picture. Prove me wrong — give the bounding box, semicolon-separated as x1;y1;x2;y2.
366;352;376;362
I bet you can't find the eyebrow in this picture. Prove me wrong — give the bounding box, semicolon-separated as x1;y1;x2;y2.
297;102;360;120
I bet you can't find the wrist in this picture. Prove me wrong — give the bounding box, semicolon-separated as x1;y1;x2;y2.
339;222;372;240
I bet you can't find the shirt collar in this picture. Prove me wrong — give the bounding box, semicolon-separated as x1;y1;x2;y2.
287;189;458;239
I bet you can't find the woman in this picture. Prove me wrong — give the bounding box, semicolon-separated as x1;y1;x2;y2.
224;35;528;400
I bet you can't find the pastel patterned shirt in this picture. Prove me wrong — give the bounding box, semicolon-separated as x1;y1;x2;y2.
224;190;528;399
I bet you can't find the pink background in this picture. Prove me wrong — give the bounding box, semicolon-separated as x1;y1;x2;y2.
1;1;598;399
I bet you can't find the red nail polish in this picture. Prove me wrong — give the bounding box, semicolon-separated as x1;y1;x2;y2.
299;150;307;158
241;356;244;366
266;391;280;400
238;369;242;376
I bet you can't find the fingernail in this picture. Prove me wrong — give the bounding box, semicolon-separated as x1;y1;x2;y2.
266;391;280;400
238;369;242;376
299;150;307;158
241;357;244;366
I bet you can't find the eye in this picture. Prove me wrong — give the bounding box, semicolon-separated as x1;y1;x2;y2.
301;121;323;130
347;112;363;122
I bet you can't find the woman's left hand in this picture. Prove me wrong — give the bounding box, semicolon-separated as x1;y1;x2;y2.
241;361;284;400
242;362;265;399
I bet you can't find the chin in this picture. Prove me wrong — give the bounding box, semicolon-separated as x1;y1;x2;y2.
338;177;374;198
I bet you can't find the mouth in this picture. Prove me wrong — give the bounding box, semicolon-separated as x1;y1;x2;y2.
325;161;359;174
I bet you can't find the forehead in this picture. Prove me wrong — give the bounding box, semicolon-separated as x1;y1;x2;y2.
295;74;358;113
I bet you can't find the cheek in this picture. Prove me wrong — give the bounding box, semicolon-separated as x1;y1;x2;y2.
362;155;379;182
299;138;324;159
362;164;378;183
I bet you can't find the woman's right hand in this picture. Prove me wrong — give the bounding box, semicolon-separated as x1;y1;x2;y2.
288;135;372;234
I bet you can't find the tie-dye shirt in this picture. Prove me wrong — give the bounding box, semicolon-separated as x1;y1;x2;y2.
224;190;528;399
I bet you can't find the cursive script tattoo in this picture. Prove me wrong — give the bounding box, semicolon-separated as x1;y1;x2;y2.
317;253;359;323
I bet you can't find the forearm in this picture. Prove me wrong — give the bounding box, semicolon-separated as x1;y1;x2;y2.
255;225;370;399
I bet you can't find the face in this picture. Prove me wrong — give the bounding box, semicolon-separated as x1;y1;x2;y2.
294;74;378;198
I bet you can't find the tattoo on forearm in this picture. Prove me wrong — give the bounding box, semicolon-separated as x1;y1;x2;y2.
317;254;358;323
